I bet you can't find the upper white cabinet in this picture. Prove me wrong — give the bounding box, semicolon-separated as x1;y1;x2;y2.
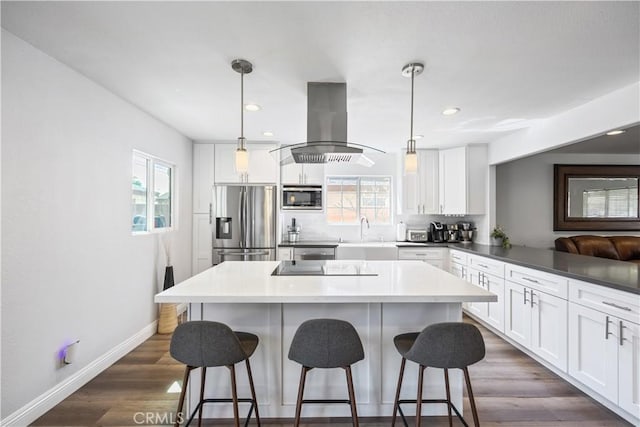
193;143;215;214
438;145;487;215
402;150;439;215
214;143;279;184
281;163;324;185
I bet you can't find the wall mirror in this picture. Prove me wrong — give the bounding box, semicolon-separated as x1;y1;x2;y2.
554;164;640;231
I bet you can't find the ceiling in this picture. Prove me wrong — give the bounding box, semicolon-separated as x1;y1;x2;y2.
2;1;639;153
550;124;640;154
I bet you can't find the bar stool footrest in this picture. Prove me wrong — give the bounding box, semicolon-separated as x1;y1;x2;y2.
301;399;351;404
184;398;256;427
397;399;468;427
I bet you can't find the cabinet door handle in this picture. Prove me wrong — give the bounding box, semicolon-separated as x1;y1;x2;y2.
461;266;466;279
523;288;529;305
530;290;536;307
209;203;213;224
605;316;612;340
602;301;632;312
619;321;628;346
478;263;489;269
522;277;540;284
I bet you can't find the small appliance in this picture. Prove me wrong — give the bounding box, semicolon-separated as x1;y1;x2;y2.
430;222;445;243
282;185;323;210
447;224;460;242
287;218;301;242
407;229;429;243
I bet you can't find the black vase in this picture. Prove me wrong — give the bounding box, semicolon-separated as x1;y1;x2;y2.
163;266;175;290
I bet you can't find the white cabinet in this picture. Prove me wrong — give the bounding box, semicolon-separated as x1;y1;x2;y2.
277;247;293;261
504;280;568;371
464;254;505;333
192;213;213;274
281;163;324;185
437;145;487;215
193;143;215;213
568;280;640;419
214;143;279;183
398;247;445;269
402;150;439;215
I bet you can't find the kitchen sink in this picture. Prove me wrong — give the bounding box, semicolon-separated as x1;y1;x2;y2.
336;241;398;260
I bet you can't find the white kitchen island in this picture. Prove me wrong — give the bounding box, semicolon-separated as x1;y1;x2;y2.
155;260;496;420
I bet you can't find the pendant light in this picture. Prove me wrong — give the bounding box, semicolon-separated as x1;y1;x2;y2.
402;62;424;174
231;59;253;174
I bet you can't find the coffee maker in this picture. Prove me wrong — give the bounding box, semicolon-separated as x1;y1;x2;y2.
430;221;445;243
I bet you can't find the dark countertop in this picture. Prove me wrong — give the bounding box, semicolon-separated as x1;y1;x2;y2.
452;243;639;295
278;241;639;294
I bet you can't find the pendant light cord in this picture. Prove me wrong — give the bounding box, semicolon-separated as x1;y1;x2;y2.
240;69;244;139
410;65;414;141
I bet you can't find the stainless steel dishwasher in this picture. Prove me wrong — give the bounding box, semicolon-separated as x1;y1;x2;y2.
292;247;336;260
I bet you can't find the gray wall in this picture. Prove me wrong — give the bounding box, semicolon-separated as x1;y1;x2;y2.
496;152;639;249
1;30;193;419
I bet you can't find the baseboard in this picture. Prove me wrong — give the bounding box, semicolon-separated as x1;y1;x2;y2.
1;320;158;427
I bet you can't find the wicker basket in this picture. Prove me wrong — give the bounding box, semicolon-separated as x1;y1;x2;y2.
157;303;178;334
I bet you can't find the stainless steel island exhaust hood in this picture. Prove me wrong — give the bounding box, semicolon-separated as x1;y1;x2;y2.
272;82;384;166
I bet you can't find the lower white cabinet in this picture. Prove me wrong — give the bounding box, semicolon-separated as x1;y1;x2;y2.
569;302;640;418
505;281;568;371
468;269;504;333
192;213;213;275
398;247;445;269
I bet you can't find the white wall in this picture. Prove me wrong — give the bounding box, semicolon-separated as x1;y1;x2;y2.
496;152;639;249
488;82;640;165
1;30;193;421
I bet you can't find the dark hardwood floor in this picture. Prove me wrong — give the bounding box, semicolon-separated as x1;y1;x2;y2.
32;316;632;426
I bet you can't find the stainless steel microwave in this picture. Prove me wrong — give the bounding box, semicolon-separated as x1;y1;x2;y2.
282;185;323;210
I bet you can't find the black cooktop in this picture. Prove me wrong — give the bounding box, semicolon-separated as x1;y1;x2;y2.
271;260;378;276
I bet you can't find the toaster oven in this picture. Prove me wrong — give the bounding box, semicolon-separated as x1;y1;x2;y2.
406;229;429;242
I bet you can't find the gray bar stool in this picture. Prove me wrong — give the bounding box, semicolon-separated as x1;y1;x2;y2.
391;322;485;427
288;318;365;427
169;321;261;427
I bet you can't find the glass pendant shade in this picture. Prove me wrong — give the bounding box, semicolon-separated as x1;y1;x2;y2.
235;137;249;173
404;140;418;174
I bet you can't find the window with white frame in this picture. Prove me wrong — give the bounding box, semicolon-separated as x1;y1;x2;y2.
132;151;175;233
583;187;638;218
326;176;392;224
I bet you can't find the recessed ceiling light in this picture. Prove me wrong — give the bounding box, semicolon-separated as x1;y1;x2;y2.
442;107;460;116
262;131;274;137
244;104;261;112
414;135;424;139
606;129;626;136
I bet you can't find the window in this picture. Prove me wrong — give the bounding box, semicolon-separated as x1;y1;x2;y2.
583;187;638;218
132;151;175;233
326;176;391;224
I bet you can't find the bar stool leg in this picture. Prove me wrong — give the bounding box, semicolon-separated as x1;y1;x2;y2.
344;366;359;427
197;367;206;427
463;367;480;427
391;357;406;427
175;366;193;427
444;368;453;427
416;365;425;427
229;364;240;427
245;359;261;426
294;366;309;427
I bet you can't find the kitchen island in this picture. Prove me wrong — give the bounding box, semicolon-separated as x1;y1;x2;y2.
155;260;496;420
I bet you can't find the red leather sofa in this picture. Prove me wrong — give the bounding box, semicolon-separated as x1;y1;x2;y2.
555;235;640;265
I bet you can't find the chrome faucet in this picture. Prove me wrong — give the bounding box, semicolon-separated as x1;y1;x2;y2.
359;216;370;241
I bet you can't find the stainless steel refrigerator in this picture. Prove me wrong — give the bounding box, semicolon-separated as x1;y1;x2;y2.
212;184;277;265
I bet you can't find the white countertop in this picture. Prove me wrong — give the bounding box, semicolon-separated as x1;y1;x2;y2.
154;260;497;304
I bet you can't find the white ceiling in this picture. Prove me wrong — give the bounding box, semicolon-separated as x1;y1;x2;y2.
2;1;639;153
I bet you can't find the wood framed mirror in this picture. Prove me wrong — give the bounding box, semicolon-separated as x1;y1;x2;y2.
554;164;640;231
